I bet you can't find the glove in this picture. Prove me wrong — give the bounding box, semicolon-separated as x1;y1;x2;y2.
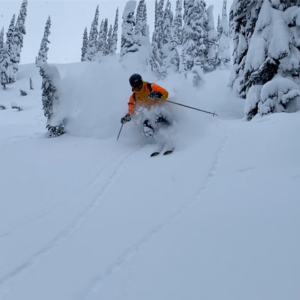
148;91;163;99
121;114;131;124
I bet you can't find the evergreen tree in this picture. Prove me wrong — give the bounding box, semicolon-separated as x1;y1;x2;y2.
110;8;119;55
217;14;221;38
0;27;4;57
242;1;300;120
154;0;159;32
85;5;99;61
81;27;88;61
173;0;183;46
0;27;4;47
0;44;13;89
182;0;208;74
162;0;173;45
218;0;230;69
6;14;16;83
36;16;51;67
98;18;108;56
107;25;113;56
156;0;165;51
161;0;180;75
150;0;166;77
135;0;147;37
229;0;263;95
30;77;34;90
206;5;219;70
14;0;28;67
120;1;138;62
39;64;66;137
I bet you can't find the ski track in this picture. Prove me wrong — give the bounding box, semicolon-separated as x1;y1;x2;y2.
77;131;230;300
0;149;130;239
0;146;141;300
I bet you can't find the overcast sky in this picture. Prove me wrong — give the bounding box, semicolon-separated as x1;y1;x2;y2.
0;0;233;64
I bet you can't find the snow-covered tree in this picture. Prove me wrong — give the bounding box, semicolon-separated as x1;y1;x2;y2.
229;0;263;94
81;27;88;61
30;77;33;90
0;27;4;50
182;0;208;82
243;1;300;120
107;25;113;56
206;5;219;70
6;14;16;83
161;0;180;74
98;18;108;56
0;27;4;71
135;0;148;37
156;0;165;51
150;32;162;75
218;0;230;69
36;16;51;67
162;0;173;45
13;0;28;75
39;64;66;137
0;44;13;89
109;8;119;55
217;14;221;37
173;0;183;46
120;1;139;62
85;5;99;61
150;0;167;77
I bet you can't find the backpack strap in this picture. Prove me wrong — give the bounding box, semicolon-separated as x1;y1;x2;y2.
147;82;152;92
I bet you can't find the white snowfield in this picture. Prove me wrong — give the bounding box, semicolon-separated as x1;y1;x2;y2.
0;63;299;300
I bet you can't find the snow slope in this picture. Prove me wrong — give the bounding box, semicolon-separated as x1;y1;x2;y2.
0;63;299;300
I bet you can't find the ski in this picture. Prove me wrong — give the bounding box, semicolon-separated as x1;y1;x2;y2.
163;148;175;155
150;147;175;157
150;151;161;157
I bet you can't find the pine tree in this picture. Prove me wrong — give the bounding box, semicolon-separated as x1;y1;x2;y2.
13;0;28;68
6;14;16;83
98;18;108;56
30;77;34;90
120;1;138;62
156;0;165;51
182;0;208;75
81;27;88;61
229;0;263;95
0;44;13;89
135;0;148;37
242;1;300;120
173;0;183;46
110;8;119;55
206;5;219;70
217;14;221;38
107;25;113;56
162;0;173;46
0;27;4;52
39;64;66;137
85;5;99;61
36;16;51;67
218;0;230;69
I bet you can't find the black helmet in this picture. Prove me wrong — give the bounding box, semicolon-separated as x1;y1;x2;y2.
129;74;143;91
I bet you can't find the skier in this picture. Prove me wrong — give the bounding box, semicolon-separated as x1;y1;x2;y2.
120;74;171;137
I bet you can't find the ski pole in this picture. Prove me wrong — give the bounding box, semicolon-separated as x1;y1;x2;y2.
165;99;218;117
117;124;124;140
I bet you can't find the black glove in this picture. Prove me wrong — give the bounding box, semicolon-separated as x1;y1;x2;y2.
148;91;163;99
121;114;131;124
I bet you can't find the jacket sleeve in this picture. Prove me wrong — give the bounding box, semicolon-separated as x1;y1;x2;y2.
127;94;135;115
151;83;169;100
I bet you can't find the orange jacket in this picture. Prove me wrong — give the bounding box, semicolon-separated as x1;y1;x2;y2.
127;81;169;115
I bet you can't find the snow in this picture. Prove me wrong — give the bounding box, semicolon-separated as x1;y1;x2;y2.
0;61;299;300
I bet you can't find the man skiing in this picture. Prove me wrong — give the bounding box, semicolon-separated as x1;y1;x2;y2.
120;74;171;137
